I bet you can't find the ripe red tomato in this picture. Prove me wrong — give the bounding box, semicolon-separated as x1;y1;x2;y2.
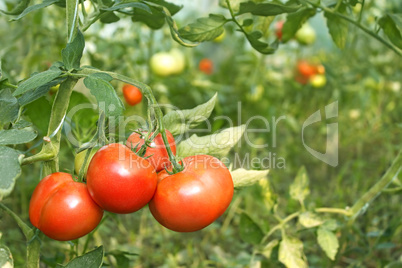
126;130;176;172
29;172;103;241
199;58;213;75
122;84;142;106
297;61;317;77
86;143;157;214
149;155;234;232
275;21;284;40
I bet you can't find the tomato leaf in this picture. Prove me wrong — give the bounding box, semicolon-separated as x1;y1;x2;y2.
282;8;316;42
57;246;104;268
0;128;37;145
11;0;60;21
298;212;323;228
131;5;165;29
83;73;124;117
289;166;310;203
317;227;339;261
324;4;349;49
0;146;22;200
62;30;85;71
24;97;52;135
243;30;278;54
0;0;30;15
177;125;245;158
231;168;269;188
12;120;32;129
279;236;308;268
146;0;182;15
102;1;151;12
0;245;14;267
379;14;402;49
239;213;264;244
163;93;217;135
178;14;227;42
18;77;65;107
237;1;301;16
13;69;62;96
0;89;19;127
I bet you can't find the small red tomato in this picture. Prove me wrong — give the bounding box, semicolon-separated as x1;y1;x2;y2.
86;143;157;214
29;172;103;241
275;21;284;40
122;84;142;106
149;155;234;232
126;130;176;172
199;58;213;75
297;61;317;77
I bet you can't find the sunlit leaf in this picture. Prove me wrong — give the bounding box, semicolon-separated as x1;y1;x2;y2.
179;14;227;42
279;236;308;268
231;168;269;188
317;227;339;261
289;166;310;203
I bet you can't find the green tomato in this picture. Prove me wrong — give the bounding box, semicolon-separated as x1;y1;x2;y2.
150;50;185;76
310;74;327;88
213;31;226;43
74;148;98;176
295;23;316;45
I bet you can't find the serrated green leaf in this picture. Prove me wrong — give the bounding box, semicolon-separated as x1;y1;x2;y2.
0;89;19;127
18;77;65;107
162;6;198;47
163;93;217;135
321;219;338;231
13;69;62;96
244;31;278;54
324;4;348;49
289;166;310;203
282;8;316;42
260;239;279;259
177;125;245;158
317;227;339;261
11;0;60;21
57;246;103;268
147;0;182;15
83;74;124;117
238;1;301;16
0;129;37;145
279;236;308;268
379;14;402;49
0;146;22;200
298;212;323;228
179;14;227;42
231;168;269;188
0;245;13;267
62;30;85;70
0;0;30;15
102;1;151;12
131;5;165;29
239;213;264;244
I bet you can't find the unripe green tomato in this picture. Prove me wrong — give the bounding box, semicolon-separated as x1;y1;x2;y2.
295;23;316;45
74;148;98;176
310;74;327;88
213;31;226;43
150;50;185;76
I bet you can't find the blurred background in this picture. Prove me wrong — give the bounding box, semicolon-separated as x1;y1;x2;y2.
0;0;401;266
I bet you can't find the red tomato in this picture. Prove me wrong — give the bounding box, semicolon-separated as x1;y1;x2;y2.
275;21;284;40
126;130;176;172
297;61;317;77
149;155;234;232
122;84;142;106
29;172;103;241
199;59;213;75
86;143;157;214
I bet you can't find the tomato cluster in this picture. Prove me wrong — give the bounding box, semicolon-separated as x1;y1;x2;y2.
29;130;233;240
295;60;327;87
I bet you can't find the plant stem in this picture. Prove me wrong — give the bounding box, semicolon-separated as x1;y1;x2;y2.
26;238;41;268
315;207;351;216
77;68;183;173
0;203;31;239
261;212;300;244
348;149;402;224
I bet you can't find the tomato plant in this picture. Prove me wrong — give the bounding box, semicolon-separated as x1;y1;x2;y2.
149;155;234;232
126;130;176;172
122;84;142;106
86;143;157;214
29;172;103;241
